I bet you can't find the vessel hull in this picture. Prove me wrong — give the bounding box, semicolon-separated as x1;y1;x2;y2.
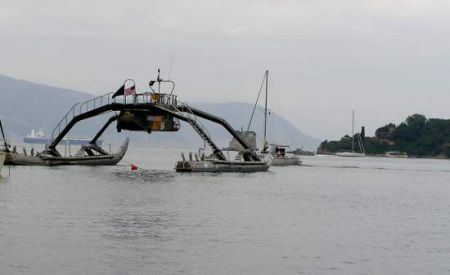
271;157;302;166
335;152;366;158
176;159;270;172
5;139;128;166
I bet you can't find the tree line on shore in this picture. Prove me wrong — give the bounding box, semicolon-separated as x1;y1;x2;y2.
318;114;450;158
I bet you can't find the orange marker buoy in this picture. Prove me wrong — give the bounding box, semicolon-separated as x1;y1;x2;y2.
131;164;138;171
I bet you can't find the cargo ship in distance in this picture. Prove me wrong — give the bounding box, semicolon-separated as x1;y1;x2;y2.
23;129;103;146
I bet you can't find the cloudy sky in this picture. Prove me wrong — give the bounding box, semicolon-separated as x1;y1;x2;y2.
1;0;450;140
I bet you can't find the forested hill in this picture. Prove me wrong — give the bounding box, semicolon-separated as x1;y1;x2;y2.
318;114;450;158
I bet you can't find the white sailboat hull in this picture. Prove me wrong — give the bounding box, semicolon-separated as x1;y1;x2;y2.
271;156;302;166
335;152;366;158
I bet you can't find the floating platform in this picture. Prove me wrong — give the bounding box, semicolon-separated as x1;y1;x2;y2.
176;159;270;172
175;151;271;172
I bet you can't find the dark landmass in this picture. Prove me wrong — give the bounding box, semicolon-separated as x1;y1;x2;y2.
318;114;450;158
0;75;320;150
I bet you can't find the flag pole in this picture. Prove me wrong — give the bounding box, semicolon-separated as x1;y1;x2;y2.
123;78;136;103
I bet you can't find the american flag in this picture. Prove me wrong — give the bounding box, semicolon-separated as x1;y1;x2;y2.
124;85;136;96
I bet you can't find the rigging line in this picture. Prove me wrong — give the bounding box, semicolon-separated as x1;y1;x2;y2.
0;120;8;149
246;73;267;131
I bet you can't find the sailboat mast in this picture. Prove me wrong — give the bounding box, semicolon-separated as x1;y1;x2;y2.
263;70;268;149
351;110;355;152
0;120;8;150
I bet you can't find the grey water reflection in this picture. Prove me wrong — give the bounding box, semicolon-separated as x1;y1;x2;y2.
111;168;176;184
101;210;176;241
1;152;450;274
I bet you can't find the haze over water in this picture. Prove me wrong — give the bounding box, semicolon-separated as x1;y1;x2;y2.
1;147;449;274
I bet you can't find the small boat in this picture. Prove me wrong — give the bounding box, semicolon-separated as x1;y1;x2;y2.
5;138;128;166
176;151;271;172
268;144;302;166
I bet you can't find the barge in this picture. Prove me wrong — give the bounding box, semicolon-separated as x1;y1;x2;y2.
176;150;271;172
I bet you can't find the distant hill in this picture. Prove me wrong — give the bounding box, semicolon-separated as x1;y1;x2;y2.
0;75;320;150
0;75;92;137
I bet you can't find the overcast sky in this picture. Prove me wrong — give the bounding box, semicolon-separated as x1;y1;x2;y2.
1;0;450;140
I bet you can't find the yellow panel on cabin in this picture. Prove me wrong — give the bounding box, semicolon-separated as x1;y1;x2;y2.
151;121;162;130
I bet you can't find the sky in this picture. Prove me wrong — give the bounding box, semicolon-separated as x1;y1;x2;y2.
1;0;450;140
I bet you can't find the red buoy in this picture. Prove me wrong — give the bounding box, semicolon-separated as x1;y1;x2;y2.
131;164;138;171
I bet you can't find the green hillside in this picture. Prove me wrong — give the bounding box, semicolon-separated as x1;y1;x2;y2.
318;114;450;158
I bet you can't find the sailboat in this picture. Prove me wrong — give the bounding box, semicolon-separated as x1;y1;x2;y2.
335;110;366;157
250;70;301;166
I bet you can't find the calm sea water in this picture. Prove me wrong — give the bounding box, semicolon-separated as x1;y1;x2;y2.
1;147;449;274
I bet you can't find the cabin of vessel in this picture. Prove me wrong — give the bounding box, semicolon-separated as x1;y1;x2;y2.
116;93;181;133
116;74;181;133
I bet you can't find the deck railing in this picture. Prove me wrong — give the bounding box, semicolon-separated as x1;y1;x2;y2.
171;100;214;150
51;92;179;140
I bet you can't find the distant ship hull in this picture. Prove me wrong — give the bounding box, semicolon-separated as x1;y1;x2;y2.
23;137;102;146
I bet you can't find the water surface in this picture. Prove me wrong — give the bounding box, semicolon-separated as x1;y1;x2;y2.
1;148;449;274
